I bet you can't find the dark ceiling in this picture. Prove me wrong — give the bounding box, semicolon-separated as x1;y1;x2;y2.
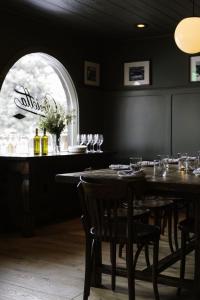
1;0;197;39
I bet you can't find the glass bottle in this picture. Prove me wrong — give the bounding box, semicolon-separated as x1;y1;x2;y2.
41;128;48;155
34;128;40;155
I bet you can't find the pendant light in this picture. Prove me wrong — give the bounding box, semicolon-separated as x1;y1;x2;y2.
174;0;200;54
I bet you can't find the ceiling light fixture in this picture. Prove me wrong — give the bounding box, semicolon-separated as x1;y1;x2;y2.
174;0;200;54
136;23;147;29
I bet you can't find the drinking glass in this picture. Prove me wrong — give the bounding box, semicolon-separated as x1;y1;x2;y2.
80;134;87;145
162;155;169;169
97;134;104;152
153;155;167;177
178;153;188;171
86;134;93;152
129;157;142;171
196;150;200;168
89;134;95;153
0;135;8;154
19;136;29;154
92;134;99;152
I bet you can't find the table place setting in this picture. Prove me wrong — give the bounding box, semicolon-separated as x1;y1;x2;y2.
167;158;179;164
141;160;155;167
117;169;145;178
109;164;130;170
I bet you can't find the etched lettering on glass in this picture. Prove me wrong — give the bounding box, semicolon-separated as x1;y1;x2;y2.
14;86;57;117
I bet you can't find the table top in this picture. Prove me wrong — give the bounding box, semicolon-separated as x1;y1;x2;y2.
56;166;200;196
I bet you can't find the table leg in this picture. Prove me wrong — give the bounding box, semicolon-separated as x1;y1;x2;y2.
194;198;200;299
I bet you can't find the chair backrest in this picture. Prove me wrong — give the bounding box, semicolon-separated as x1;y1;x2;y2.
78;177;147;242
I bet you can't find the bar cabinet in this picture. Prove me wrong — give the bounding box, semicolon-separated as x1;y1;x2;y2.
0;152;114;236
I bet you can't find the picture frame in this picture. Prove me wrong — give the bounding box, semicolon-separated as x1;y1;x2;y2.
84;61;100;86
124;60;150;86
190;55;200;82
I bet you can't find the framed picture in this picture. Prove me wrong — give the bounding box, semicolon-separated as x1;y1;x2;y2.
84;61;100;86
124;60;150;86
190;56;200;82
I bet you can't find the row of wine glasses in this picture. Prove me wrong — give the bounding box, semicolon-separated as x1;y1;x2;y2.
77;134;104;152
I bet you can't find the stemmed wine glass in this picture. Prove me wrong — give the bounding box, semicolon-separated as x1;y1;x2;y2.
91;134;99;152
80;134;87;145
86;134;93;152
97;134;104;152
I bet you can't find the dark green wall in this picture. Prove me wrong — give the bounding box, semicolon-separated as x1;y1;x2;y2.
102;35;193;90
102;35;200;161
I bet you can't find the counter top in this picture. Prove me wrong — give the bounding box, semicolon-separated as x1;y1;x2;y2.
0;151;113;161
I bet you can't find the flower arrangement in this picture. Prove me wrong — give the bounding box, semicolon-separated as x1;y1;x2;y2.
39;105;74;136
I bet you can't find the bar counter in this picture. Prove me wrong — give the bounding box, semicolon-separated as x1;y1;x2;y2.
0;151;114;236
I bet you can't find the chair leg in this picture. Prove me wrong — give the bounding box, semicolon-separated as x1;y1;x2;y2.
83;237;93;300
167;207;174;253
177;230;187;296
144;244;151;267
133;244;144;270
126;244;135;300
173;204;179;250
91;240;102;287
110;242;116;291
152;239;160;300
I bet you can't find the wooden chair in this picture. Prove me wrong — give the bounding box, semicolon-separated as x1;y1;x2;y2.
177;218;195;295
137;197;175;252
119;193;179;256
78;177;160;300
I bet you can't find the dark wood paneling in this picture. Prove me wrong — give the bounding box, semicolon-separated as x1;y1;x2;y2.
105;92;171;161
172;92;200;155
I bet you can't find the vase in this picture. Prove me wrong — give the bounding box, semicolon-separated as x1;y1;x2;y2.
52;134;61;154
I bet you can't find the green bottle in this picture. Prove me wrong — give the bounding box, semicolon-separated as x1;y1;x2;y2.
34;128;40;155
41;128;48;155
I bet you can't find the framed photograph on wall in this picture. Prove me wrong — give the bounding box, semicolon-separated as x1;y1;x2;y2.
124;60;150;86
190;56;200;82
84;61;100;86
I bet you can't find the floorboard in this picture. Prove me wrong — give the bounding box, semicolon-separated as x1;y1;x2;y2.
0;219;194;299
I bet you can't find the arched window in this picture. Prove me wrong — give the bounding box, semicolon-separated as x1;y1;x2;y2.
0;52;79;154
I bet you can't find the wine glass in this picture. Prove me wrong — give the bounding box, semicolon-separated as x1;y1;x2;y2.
80;134;87;145
91;134;99;152
89;134;98;153
97;134;104;152
86;134;93;152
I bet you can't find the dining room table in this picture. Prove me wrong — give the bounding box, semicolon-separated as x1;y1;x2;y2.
56;164;200;299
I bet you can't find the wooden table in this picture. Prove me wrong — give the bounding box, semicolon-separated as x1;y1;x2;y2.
56;166;200;299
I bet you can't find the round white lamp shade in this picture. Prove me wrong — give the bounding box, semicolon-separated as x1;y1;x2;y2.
174;17;200;54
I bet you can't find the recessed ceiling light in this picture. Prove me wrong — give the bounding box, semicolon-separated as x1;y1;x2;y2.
136;23;147;29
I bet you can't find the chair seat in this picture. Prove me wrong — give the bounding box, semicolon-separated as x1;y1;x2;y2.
138;198;173;209
178;218;195;233
91;221;160;244
116;207;149;218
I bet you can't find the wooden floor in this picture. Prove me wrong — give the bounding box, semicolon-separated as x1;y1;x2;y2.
0;219;194;300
